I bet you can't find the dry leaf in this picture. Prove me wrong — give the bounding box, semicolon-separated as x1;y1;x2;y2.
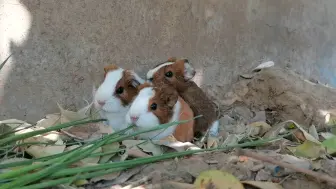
58;103;112;140
24;138;66;158
241;181;284;189
320;132;335;140
35;114;61;128
0;119;31;135
322;136;336;155
99;142;120;163
72;179;89;186
287;140;325;159
65;145;101;166
248;121;272;136
194;170;244;189
207;136;219;148
308;125;319;140
152;135;201;152
122;140;163;156
91;171;121;182
285;121;321;144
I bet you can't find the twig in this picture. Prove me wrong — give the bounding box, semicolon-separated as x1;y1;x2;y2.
236;149;336;185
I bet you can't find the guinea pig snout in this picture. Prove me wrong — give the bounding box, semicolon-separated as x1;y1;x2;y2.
130;115;139;123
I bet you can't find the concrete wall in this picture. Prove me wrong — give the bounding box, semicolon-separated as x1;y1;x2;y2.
1;0;336;122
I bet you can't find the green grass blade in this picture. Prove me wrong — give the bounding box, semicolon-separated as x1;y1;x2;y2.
50;133;289;178
12;167;127;189
0;118;105;146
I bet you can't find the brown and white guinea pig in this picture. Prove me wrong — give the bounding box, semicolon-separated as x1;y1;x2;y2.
146;57;220;138
94;64;145;132
125;82;195;142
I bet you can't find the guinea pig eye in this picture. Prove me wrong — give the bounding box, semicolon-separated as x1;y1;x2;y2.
165;71;173;78
149;78;153;82
116;87;124;94
150;103;157;110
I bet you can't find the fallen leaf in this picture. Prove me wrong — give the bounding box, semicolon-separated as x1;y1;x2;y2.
287;140;325;159
252;61;275;72
241;180;284;189
91;171;121;182
35;114;61;128
0;119;31;135
308;125;319;140
207;136;219;148
320;132;335;140
65;145;101;166
58;103;112;140
248;121;272;136
24;138;66;158
194;170;244;189
99;142;120;163
73;179;89;186
322;136;336;155
285;121;321;144
122;140;163;156
152;135;201;152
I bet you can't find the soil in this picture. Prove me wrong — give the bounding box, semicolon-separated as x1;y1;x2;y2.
86;67;336;189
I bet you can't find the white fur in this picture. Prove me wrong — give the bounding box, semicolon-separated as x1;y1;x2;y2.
183;62;196;80
146;61;195;82
146;62;174;82
126;87;181;140
94;68;139;131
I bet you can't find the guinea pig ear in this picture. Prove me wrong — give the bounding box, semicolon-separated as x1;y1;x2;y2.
174;59;196;81
127;70;145;88
167;57;177;62
104;64;119;74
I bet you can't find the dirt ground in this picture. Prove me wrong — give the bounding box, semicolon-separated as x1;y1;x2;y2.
82;66;336;189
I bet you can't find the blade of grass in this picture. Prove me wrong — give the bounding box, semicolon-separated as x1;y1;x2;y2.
50;133;290;178
0;117;197;184
0;124;134;169
0;129;115;188
12;133;290;189
0;118;105;146
12;167;127;189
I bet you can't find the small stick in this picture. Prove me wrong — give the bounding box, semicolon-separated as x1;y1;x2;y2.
236;149;336;185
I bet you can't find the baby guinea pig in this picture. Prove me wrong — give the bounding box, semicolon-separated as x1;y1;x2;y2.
146;58;220;138
94;64;145;132
125;82;195;142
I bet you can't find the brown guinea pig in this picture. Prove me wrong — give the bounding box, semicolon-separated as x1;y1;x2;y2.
146;58;220;138
125;82;195;142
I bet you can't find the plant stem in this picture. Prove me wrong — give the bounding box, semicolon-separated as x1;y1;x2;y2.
0;119;105;146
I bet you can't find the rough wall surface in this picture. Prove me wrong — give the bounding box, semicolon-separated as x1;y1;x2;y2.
1;0;336;122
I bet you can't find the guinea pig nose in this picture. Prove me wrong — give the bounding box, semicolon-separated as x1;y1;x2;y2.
97;100;105;106
184;59;189;63
130;116;139;123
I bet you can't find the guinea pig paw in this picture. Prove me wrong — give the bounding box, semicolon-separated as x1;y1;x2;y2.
206;136;219;149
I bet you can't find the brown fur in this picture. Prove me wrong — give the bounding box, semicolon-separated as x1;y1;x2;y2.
107;69;139;107
173;97;194;142
103;64;119;78
137;82;194;142
151;58;219;135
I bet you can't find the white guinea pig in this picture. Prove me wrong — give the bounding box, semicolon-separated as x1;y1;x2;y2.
125;82;195;142
94;64;145;132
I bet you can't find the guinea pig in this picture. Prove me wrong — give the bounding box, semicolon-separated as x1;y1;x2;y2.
94;64;145;132
146;58;220;139
125;82;195;142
